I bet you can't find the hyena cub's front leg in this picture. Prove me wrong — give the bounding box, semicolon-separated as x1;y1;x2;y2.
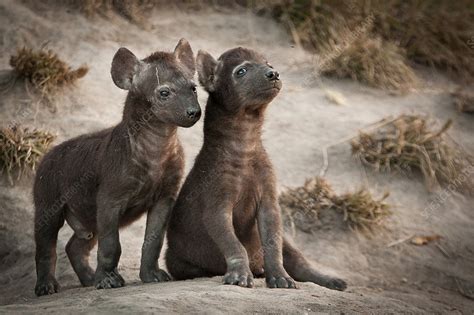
94;194;126;289
139;197;174;283
257;200;297;289
204;203;254;288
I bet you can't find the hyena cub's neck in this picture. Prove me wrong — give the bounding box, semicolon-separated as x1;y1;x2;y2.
122;93;179;163
203;96;267;160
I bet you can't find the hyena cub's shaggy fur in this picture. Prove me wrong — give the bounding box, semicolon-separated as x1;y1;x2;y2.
166;47;347;290
33;39;201;296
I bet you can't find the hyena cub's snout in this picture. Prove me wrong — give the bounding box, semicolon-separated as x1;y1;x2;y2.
181;96;201;126
262;65;281;94
233;60;282;92
186;106;201;121
258;60;281;87
155;85;201;128
173;102;200;127
159;78;201;128
264;67;280;82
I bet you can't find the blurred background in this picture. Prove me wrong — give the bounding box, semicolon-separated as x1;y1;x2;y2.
0;1;473;313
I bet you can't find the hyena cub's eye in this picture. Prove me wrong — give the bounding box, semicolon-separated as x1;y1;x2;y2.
191;85;197;93
159;88;170;97
236;67;247;77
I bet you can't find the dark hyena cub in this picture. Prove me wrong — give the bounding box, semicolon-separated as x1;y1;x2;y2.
33;39;201;296
166;47;346;290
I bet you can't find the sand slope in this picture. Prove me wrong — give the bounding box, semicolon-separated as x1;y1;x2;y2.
0;1;473;313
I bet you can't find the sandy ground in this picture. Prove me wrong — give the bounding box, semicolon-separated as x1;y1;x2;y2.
0;0;473;313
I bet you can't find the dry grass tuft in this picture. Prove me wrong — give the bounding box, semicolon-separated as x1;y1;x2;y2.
0;125;56;184
260;0;474;87
279;177;334;233
452;88;474;113
332;189;391;233
374;1;474;81
9;47;88;97
351;114;474;193
324;36;418;90
280;177;391;234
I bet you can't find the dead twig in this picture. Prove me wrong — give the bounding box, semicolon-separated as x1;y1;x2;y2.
387;234;415;248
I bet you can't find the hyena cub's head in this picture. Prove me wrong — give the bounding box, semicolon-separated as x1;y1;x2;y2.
111;38;201;128
196;47;281;112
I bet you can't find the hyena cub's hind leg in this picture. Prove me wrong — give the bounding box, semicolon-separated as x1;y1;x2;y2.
34;203;65;297
64;208;97;287
66;233;97;287
283;239;347;291
166;249;213;280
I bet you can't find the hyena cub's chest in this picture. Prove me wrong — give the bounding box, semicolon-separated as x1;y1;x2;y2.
127;130;181;208
231;165;264;219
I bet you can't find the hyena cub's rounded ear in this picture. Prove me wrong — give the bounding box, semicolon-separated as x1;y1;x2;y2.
196;50;218;92
111;47;140;90
174;38;195;78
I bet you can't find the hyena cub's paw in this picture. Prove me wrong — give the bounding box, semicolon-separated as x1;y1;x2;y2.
35;277;60;296
94;268;125;289
140;268;171;283
266;273;298;289
78;268;95;287
223;268;254;288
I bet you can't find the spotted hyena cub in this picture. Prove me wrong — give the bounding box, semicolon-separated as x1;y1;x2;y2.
166;47;347;290
34;39;201;296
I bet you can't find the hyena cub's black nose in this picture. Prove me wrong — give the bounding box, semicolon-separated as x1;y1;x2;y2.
265;69;280;81
186;108;201;120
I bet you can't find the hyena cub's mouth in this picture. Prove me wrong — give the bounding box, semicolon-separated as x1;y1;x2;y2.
266;84;282;92
272;80;282;90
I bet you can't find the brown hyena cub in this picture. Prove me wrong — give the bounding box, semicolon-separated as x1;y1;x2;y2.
33;39;201;296
166;47;347;290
